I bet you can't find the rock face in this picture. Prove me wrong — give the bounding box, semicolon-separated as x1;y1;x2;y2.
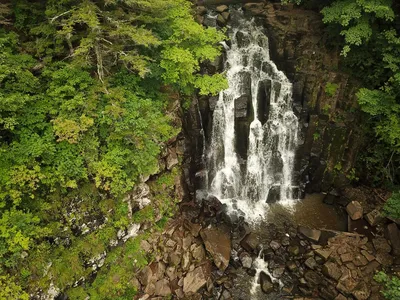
200;226;231;270
187;2;363;198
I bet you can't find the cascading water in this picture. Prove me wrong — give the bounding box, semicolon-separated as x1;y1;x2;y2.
207;14;299;222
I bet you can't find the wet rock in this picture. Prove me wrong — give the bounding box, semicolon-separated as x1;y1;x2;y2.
216;5;228;13
304;270;322;287
200;227;231;271
154;279;171;297
240;252;253;269
387;223;400;256
240;232;259;253
322;262;342;281
260;272;274;294
299;226;321;242
273;267;285;278
286;261;297;272
305;257;317;269
346;201;363;220
221;11;230;21
270;240;281;251
220;289;232;299
234;95;249;118
288;245;300;256
365;209;383;226
266;186;281;203
196;6;207;16
183;267;207;295
217;14;227;27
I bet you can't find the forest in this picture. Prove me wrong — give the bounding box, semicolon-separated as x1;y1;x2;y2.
0;0;399;299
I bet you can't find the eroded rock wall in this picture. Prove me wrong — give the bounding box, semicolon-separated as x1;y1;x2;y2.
187;1;363;197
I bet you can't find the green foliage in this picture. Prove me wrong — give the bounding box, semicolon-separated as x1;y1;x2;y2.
383;191;400;219
0;0;226;297
325;82;339;97
321;0;395;56
0;275;29;300
374;271;400;300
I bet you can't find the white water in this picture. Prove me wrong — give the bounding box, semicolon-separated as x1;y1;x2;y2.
207;16;299;222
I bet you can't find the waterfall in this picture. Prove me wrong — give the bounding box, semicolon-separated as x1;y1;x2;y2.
207;14;299;221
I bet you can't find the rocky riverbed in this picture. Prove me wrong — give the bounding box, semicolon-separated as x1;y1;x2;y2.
131;187;400;300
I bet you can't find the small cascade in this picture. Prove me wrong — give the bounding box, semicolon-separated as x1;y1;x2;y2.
250;249;282;296
207;13;299;221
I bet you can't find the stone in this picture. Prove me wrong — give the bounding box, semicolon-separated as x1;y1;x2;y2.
304;270;322;287
260;272;274;294
334;294;347;300
221;289;232;299
215;5;228;13
175;288;184;298
286;261;297;272
288;245;300;256
376;252;393;266
235;95;249;118
299;226;321;242
315;249;332;261
361;250;375;262
320;285;338;300
196;6;207;16
322;262;342;281
337;269;358;293
166;267;177;281
181;251;190;271
183;267;207;295
182;237;192;251
144;283;155;295
272;267;285;278
140;240;152;252
192;244;206;262
221;11;230;21
304;257;317;269
169;252;181;266
216;14;226;27
340;252;354;263
270;240;281;251
387;223;400;256
200;227;231;271
372;237;391;253
352;281;370;300
365;209;383;226
362;260;381;275
240;232;259;253
166;148;178;170
346;201;363;220
240;252;253;269
354;254;369;267
139;266;155;286
154;279;171;297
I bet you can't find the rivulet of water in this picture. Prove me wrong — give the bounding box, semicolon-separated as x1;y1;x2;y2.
207;13;299;222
